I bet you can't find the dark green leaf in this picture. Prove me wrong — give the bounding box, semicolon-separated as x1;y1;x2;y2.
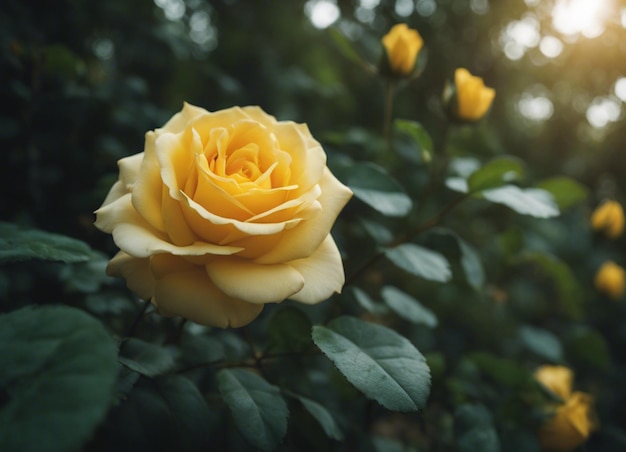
295;395;344;441
454;404;501;452
385;243;451;282
347;163;412;217
119;338;177;377
312;316;431;412
217;368;288;451
0;305;118;452
482;186;559;218
155;375;214;450
458;239;485;290
469;352;532;387
395;119;434;162
381;286;437;327
179;333;224;367
468;157;524;192
536;176;588;210
351;287;388;314
566;327;612;372
0;222;92;263
519;325;563;362
267;306;313;353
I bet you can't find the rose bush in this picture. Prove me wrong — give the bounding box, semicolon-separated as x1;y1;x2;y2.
95;103;352;327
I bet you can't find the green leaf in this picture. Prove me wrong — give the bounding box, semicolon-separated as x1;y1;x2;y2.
295;395;344;441
516;252;583;319
347;163;413;217
454;404;501;452
328;27;368;67
351;287;388;314
395;119;434;162
312;316;431;412
469;352;532;387
119;338;177;377
217;369;288;451
381;286;437;327
536;176;588;210
154;375;214;450
385;243;451;282
458;239;485;290
467;157;524;192
482;186;559;218
565;327;612;372
0;221;92;263
0;305;118;452
519;325;563;362
267;306;313;353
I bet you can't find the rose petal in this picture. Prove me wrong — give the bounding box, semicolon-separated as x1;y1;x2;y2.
131;131;166;231
107;252;154;301
153;267;263;328
160;102;209;134
206;258;305;304
95;193;242;257
161;184;197;246
254;168;352;264
288;235;345;304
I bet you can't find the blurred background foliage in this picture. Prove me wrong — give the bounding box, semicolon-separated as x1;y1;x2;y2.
2;0;626;450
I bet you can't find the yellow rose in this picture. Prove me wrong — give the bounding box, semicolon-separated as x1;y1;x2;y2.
594;261;625;300
534;365;573;401
591;200;624;239
95;103;352;327
538;392;595;452
452;68;496;121
382;24;424;76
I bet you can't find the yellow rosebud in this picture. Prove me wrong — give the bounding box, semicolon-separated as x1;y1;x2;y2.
453;68;496;121
534;365;573;401
591;200;624;239
382;24;423;76
594;261;626;300
538;392;595;452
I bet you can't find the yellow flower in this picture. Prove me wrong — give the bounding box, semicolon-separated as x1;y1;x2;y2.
538;392;595;452
95;103;352;328
534;365;573;401
453;68;495;121
382;24;423;76
594;261;626;300
591;200;624;239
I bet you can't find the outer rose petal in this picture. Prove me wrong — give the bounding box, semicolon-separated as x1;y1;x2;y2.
153;268;263;328
288;235;345;304
206;259;305;304
95;193;242;258
160;102;209;134
254;168;353;264
106;252;154;301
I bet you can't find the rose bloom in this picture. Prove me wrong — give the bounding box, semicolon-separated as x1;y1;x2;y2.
95;103;352;327
382;24;423;76
594;260;626;300
537;392;595;452
452;68;495;121
591;200;624;239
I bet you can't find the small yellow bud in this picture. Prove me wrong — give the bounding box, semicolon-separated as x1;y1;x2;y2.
591;200;624;239
534;365;573;401
453;68;495;121
594;261;626;300
538;392;595;452
382;24;424;77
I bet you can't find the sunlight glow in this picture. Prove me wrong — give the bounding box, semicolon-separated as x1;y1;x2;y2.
305;0;340;29
518;93;554;122
552;0;611;38
586;97;621;128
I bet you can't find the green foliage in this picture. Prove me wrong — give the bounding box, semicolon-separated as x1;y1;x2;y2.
345;162;413;217
0;305;118;452
217;368;289;451
0;222;92;263
294;395;344;441
381;285;438;327
312;316;431;412
118;337;177;377
385;243;452;282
